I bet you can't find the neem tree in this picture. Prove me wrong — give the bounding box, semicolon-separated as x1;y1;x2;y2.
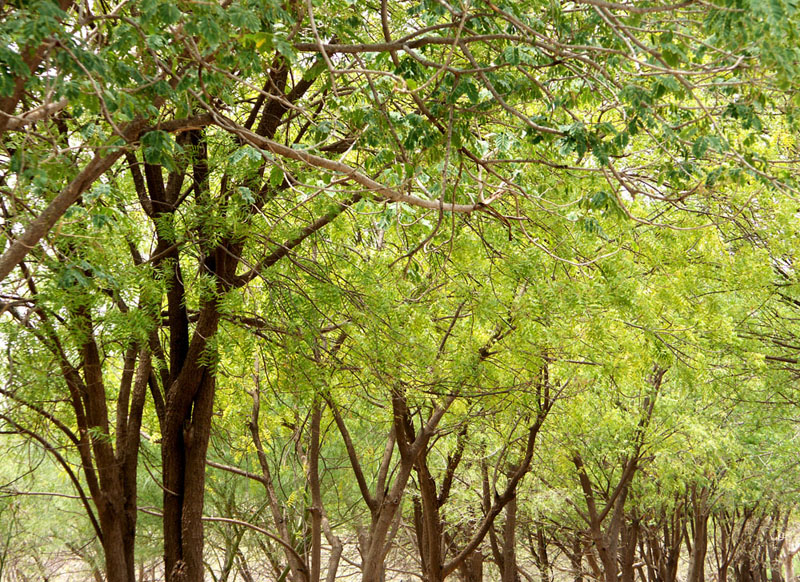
1;0;800;581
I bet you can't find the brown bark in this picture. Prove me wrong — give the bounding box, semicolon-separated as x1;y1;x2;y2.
571;537;585;582
768;511;788;582
9;278;153;582
573;367;665;582
411;424;468;582
620;519;640;582
161;278;230;582
573;452;632;582
309;400;324;582
457;551;484;582
501;496;519;582
714;507;768;582
782;541;799;582
442;363;553;579
533;523;553;582
639;504;682;582
155;57;340;578
327;382;454;582
687;488;710;582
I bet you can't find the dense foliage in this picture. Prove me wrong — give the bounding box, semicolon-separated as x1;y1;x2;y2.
1;1;800;581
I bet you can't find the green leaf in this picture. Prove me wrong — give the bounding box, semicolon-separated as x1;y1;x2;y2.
141;130;181;171
269;166;284;188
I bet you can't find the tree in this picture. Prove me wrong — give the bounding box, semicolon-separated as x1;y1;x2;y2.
3;0;800;581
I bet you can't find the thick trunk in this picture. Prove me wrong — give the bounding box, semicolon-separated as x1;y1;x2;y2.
784;549;797;582
457;551;484;582
66;319;149;582
771;550;786;582
162;379;217;582
360;541;387;582
162;303;223;582
181;371;216;581
162;374;217;582
596;479;628;582
162;418;186;580
361;503;402;582
598;533;619;582
100;513;136;582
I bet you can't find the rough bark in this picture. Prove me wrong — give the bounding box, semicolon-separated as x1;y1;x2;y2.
501;497;519;582
620;519;640;582
456;551;484;582
687;488;710;582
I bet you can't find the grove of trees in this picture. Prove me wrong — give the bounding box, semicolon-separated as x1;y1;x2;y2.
2;1;800;581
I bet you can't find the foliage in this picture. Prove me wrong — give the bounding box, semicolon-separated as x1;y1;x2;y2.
1;0;800;581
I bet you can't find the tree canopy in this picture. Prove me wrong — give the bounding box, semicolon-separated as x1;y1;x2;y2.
2;1;800;582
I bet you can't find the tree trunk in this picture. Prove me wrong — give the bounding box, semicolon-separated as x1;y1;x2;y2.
570;537;584;582
768;512;787;582
161;243;233;582
457;551;484;582
359;521;388;582
502;497;519;582
687;509;709;582
620;519;640;582
162;364;218;582
413;456;444;582
532;523;553;582
782;542;800;582
99;512;136;582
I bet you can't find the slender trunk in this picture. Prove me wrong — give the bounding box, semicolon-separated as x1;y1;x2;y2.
768;512;787;582
250;381;309;582
665;509;681;582
502;496;518;582
570;537;584;582
641;533;658;582
620;520;639;582
687;511;709;582
534;524;552;582
414;453;444;582
784;544;799;582
360;390;450;582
